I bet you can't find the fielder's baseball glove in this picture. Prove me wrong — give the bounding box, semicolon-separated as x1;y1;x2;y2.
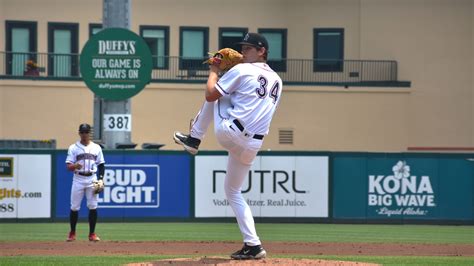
203;48;243;71
92;180;104;194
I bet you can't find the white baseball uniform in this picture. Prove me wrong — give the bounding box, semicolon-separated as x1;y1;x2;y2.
191;62;283;245
66;141;105;211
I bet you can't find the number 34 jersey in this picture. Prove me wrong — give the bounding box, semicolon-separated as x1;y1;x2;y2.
215;62;283;135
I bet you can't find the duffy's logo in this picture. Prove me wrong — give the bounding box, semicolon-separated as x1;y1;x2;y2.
98;40;136;55
368;161;436;217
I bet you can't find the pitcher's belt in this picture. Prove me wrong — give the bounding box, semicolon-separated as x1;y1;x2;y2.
232;119;264;140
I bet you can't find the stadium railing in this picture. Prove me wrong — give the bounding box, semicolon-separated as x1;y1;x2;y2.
0;51;410;87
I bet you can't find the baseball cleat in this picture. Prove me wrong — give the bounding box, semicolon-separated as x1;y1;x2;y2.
88;233;101;242
230;244;267;260
66;231;76;242
173;131;201;155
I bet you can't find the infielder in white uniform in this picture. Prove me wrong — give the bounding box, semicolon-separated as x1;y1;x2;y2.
66;123;105;242
174;33;283;260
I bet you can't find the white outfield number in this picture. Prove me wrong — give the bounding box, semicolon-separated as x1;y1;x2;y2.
103;114;131;131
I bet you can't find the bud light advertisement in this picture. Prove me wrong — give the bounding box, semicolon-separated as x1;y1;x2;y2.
55;152;191;218
99;164;159;208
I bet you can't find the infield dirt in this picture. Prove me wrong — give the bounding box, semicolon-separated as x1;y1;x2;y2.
2;240;474;265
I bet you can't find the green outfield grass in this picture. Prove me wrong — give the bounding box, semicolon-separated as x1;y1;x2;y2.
1;222;473;244
0;222;473;265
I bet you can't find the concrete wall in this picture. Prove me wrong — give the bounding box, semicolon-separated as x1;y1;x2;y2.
0;0;473;151
360;0;473;148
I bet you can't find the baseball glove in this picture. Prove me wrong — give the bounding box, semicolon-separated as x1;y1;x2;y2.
203;48;243;71
92;180;104;194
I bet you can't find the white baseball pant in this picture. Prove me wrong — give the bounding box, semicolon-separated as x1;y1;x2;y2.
191;98;262;246
70;177;98;211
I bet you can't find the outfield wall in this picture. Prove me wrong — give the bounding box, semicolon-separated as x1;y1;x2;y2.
0;150;473;223
54;152;191;219
332;153;474;221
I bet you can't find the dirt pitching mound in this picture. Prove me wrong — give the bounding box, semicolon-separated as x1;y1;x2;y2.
127;257;380;266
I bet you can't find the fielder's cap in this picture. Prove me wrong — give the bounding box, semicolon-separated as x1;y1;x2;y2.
78;123;92;133
237;33;269;50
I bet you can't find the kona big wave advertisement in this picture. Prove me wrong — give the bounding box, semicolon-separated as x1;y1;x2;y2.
332;154;474;220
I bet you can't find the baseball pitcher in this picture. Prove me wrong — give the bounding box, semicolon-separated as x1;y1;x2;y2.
174;33;282;260
66;123;105;242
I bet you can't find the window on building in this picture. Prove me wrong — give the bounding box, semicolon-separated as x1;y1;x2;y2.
48;23;79;77
218;28;247;52
314;28;344;72
89;23;102;37
5;21;37;76
259;29;287;72
140;26;169;69
180;27;209;70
